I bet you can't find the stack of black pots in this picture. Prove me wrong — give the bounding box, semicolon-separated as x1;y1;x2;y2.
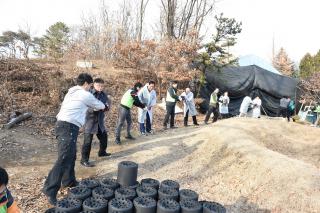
45;161;226;213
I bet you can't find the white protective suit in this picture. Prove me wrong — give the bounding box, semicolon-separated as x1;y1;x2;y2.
239;96;252;115
219;95;230;114
252;98;262;118
180;91;197;117
138;84;157;123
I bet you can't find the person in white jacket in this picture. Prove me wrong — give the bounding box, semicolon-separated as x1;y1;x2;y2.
138;81;156;135
252;96;262;118
239;95;252;117
42;73;106;205
219;91;230;119
180;88;199;126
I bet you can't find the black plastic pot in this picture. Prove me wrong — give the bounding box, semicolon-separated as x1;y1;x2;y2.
117;161;138;187
92;186;114;200
133;196;157;213
158;187;179;201
157;199;180;213
55;197;82;213
141;178;160;190
82;197;108;213
115;187;137;200
100;178;120;190
79;179;100;189
68;186;92;201
136;186;158;199
108;198;133;213
202;201;226;213
179;189;199;201
180;199;202;213
160;180;180;190
44;207;55;213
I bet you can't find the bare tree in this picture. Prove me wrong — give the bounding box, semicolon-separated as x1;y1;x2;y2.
137;0;150;41
160;0;215;39
161;0;177;38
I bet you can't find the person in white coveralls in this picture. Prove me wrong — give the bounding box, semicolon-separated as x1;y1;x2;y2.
138;81;156;135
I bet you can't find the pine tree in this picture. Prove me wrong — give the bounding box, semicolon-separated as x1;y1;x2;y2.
272;47;294;76
299;53;315;78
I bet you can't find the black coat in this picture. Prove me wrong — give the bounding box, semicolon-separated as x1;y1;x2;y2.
83;89;111;134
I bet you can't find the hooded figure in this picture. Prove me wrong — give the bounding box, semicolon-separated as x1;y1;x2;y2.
252;96;262;118
138;81;157;135
239;96;252;117
180;88;198;126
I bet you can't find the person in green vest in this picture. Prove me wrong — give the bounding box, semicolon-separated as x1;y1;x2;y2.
204;88;220;124
0;167;20;213
163;81;181;130
115;82;146;145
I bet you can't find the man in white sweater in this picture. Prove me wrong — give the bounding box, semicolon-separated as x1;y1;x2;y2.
42;73;106;205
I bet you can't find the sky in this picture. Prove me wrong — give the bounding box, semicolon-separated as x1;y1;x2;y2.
1;0;319;63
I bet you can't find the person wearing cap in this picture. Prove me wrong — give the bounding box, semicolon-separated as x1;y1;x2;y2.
115;82;146;145
204;88;220;124
163;81;181;129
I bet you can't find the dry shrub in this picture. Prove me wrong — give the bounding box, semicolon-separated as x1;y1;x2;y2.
0;59;73;131
300;72;320;103
113;38;199;82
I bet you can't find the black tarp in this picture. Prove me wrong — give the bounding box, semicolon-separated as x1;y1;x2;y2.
199;65;299;116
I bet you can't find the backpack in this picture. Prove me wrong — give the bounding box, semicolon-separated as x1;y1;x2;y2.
288;100;295;111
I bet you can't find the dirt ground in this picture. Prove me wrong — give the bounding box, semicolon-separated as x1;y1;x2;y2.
1;117;320;213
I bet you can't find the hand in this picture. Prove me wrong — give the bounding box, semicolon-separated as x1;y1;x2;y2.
104;104;110;111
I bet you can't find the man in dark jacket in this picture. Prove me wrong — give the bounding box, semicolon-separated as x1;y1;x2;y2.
115;82;146;145
163;81;181;129
81;78;111;167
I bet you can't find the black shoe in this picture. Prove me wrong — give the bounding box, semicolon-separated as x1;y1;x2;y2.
98;152;111;157
170;126;178;129
194;123;199;126
47;196;57;206
125;135;135;140
62;180;79;188
42;190;57;206
80;161;95;167
163;126;168;130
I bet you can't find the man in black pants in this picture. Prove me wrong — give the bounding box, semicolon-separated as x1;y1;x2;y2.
204;88;220;124
163;81;181;129
81;78;111;167
115;82;146;145
42;73;106;205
